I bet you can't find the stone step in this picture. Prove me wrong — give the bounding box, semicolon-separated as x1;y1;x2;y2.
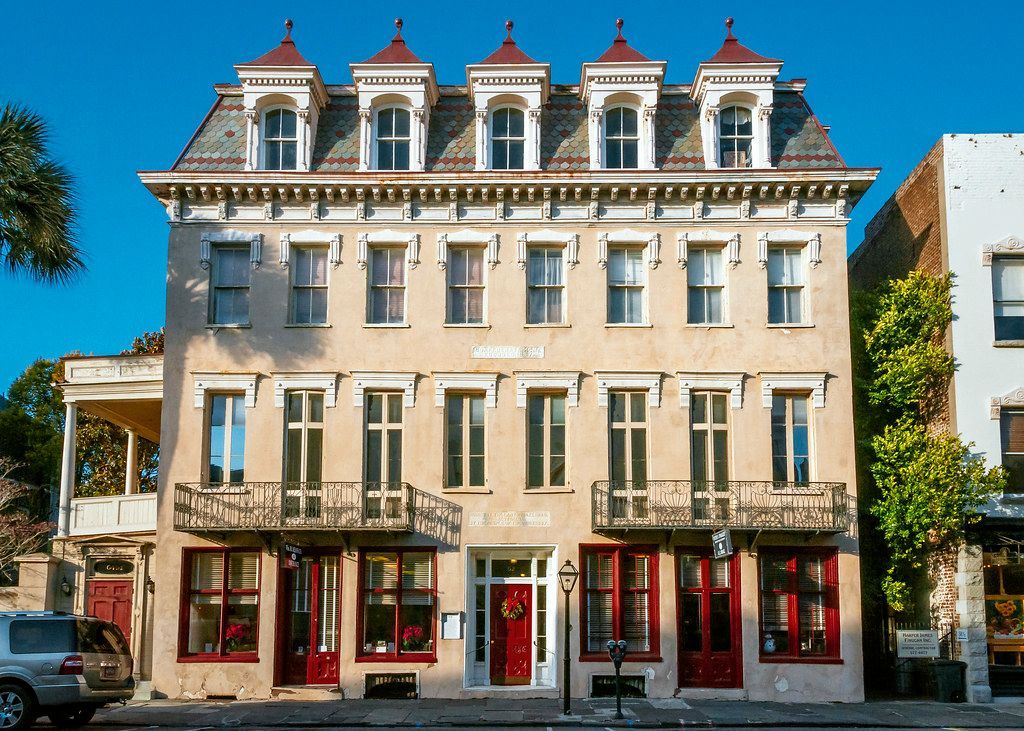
270;685;344;701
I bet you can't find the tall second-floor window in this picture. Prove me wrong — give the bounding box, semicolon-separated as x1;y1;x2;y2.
491;107;525;170
527;248;564;324
688;248;724;325
993;257;1024;341
767;248;804;324
376;108;411;171
447;247;484;324
771;395;810;484
691;392;729;522
291;247;328;325
284;391;324;520
604;107;639;169
365;393;404;520
1001;410;1024;493
211;246;251;325
528;393;566;489
263;108;298;170
445;394;485;489
719;106;753;168
608;247;645;324
368;247;406;325
207;394;246;484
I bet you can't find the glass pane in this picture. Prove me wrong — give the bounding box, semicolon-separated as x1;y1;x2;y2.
709;593;732;651
606;139;621;169
691;393;708;424
679;555;702;588
712;430;729;482
393;141;409;170
626;287;642;323
767;249;784;286
492;108;509;137
508;141;524;170
393;108;410;137
527;287;546;324
387;429;402;481
786;288;803;323
622;592;650;652
711;394;728;424
365;431;382;482
587;592;613;652
492;140;509;170
798;555;825;591
621;108;637;136
691;430;708;483
994;259;1024;299
610;393;626;423
377;141;394;170
710;558;730;587
707;288;722;323
630;393;646;423
228;553;258;590
188;595;222;654
622;139;638;169
306;428;322;482
286;428;303;482
608;287;625;323
492;559;530;578
799;594;827;655
721;106;735;128
266;109;282;137
368;394;383;424
280;109;297;137
586;553;613;589
281;142;297;170
680;593;702;651
191;552;224;591
507;108;524;137
630;428;647;481
309;393;324;423
735;107;752;135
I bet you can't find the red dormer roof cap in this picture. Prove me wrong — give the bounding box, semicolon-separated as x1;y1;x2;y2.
362;18;425;64
479;20;539;64
240;19;315;66
703;17;781;65
595;18;651;63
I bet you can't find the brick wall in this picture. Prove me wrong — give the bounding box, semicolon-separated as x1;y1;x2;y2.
849;139;946;290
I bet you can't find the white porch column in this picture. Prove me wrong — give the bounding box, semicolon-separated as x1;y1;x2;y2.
58;402;78;537
124;429;139;495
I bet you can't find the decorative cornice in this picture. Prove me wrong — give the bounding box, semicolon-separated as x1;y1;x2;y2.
594;371;662;408
514;371;581;408
676;372;745;409
351;371;417;408
759;372;827;409
432;372;499;408
192;372;259;409
271;372;338;408
982;235;1024;265
990;387;1024;419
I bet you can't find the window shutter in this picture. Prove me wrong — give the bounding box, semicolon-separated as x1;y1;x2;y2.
624;553;650;589
402;552;434;592
679;555;702;588
586;553;614;589
366;552;399;590
798;555;825;592
228;552;259;590
191;553;224;591
762;591;788;632
622;593;651;652
1002;411;1024;453
586;593;613;652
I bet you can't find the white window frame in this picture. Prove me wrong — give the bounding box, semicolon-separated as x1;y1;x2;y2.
602;104;641;171
433;373;499;408
717;105;754;169
444;392;488;490
446;246;487;326
686;246;727;325
288;245;330;325
525;391;569;490
351;371;417;408
204;392;247;485
489;105;527;171
366;245;408;326
372;105;413;171
260;105;300;171
209;245;253;326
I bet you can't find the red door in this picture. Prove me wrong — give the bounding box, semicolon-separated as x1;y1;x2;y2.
279;555;340;685
86;580;133;643
676;552;741;688
489;585;532;685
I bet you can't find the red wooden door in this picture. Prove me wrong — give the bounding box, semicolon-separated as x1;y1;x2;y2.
489;585;532;685
86;580;133;643
677;552;741;688
280;555;340;685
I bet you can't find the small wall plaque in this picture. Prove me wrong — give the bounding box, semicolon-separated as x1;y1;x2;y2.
471;345;544;359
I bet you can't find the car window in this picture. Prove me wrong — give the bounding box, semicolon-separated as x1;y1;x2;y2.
75;620;129;655
9;620;75;654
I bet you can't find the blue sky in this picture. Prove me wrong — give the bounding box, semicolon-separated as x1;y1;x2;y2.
2;0;1023;392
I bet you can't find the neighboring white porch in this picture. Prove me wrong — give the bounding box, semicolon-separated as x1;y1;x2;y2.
58;354;163;537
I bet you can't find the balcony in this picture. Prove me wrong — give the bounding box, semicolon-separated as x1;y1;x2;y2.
592;480;850;534
68;493;158;536
174;482;414;534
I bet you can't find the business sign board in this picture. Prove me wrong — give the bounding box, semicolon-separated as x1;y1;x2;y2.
895;629;940;658
281;544;303;570
712;529;734;560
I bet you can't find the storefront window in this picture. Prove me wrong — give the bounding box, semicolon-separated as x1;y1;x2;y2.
180;550;259;659
983;548;1024;667
359;549;436;660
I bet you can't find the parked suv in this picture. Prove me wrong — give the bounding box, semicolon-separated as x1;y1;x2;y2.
0;611;134;728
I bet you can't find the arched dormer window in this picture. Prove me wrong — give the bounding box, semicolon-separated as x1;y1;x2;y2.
718;106;753;168
263;108;298;170
491;107;525;170
604;106;639;169
375;107;411;171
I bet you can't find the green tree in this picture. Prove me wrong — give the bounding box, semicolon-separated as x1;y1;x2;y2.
0;104;82;283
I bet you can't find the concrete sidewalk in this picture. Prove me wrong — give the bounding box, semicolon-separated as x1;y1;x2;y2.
85;697;1024;728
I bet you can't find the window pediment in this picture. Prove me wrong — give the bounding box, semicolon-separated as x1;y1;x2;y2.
759;372;827;408
433;372;499;408
595;371;663;408
515;371;581;408
271;372;339;408
351;371;418;408
192;372;259;409
677;372;745;409
990;387;1024;419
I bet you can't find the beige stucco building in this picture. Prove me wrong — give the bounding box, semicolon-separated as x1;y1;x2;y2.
122;17;877;701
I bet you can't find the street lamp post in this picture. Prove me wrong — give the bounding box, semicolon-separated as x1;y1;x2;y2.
557;559;579;716
606;639;628;720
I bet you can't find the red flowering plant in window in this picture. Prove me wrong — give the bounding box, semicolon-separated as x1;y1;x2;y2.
225;622;250;652
402;624;427;651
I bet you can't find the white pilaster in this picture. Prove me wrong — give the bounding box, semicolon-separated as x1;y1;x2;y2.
58;402;78;537
124;429;138;496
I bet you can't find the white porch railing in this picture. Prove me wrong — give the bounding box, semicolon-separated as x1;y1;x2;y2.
68;493;157;536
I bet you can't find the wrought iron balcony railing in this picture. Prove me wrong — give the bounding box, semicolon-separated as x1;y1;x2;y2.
592;480;850;533
174;481;413;533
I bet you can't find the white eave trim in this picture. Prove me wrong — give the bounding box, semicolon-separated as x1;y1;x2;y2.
271;372;339;408
514;371;582;408
432;372;500;408
192;372;259;408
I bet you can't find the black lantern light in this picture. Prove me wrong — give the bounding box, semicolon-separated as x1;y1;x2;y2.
557;559;579;715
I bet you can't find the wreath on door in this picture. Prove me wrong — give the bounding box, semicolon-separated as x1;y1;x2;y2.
500;597;526;620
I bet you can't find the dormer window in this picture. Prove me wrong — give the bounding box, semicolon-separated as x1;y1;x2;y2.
604;107;639;169
375;107;412;171
263;108;299;171
491;107;525;170
719;106;753;168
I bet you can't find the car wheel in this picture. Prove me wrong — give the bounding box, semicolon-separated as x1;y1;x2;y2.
0;684;34;730
46;705;97;728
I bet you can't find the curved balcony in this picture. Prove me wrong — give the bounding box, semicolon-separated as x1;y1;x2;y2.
174;481;413;533
591;480;850;534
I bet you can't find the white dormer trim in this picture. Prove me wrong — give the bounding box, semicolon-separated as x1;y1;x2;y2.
351;371;418;408
760;372;827;409
676;230;741;269
580;60;665;171
757;229;822;268
515;371;582;408
467;63;550;172
433;372;500;408
192;372;259;409
356;229;420;270
595;371;662;408
271;372;339;408
199;230;263;270
278;230;342;268
436;230;499;270
350;61;439;172
515;229;580;270
597;229;661;269
677;372;745;410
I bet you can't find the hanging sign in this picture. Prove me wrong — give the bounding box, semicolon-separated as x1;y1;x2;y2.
281;544;303;570
712;529;734;560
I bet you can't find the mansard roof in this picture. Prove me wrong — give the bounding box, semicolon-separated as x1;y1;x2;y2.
239;19;313;66
703;17;781;65
479;20;538;64
362;18;424;64
174;86;843;173
594;19;650;63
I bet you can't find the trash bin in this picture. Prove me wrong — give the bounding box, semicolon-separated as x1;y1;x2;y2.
931;659;966;702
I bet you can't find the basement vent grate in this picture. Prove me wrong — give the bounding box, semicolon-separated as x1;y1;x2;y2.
364;672;418;699
590;674;647;698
